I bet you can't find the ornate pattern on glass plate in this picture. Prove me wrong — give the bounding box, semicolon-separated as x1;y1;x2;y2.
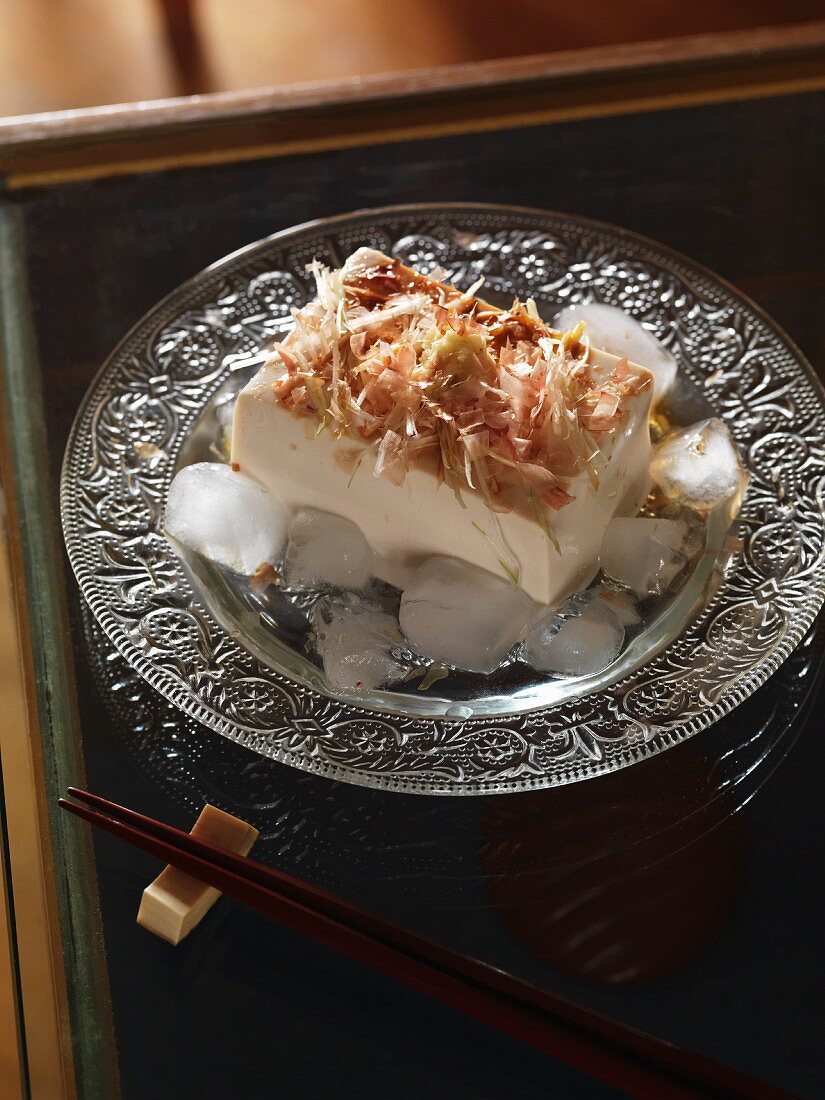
61;205;825;795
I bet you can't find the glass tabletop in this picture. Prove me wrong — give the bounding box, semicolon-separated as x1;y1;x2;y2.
1;88;823;1098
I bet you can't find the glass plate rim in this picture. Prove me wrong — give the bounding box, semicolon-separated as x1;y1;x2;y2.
60;202;825;795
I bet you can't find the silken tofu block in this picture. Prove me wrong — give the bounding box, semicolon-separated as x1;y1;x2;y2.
231;347;652;604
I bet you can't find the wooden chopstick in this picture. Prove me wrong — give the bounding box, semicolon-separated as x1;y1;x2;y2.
65;787;428;951
58;789;789;1100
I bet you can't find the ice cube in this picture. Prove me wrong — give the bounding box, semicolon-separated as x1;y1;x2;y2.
594;585;641;626
399;556;535;673
164;462;288;575
556;302;678;399
313;603;406;692
215;391;237;446
284;508;373;590
600;517;689;598
523;592;624;677
650;419;747;518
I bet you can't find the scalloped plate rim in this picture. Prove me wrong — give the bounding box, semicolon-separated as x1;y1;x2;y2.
60;203;825;795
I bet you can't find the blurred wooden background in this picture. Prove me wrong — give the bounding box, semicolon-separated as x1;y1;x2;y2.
0;0;823;116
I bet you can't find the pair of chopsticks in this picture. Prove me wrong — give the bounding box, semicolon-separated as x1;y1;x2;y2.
59;788;787;1100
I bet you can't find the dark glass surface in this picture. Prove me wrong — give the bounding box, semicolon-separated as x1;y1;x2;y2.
4;90;824;1097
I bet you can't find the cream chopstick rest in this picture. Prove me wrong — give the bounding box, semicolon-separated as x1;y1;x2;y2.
137;804;259;945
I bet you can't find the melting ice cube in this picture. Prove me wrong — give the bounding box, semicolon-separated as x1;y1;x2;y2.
285;508;373;590
555;302;678;399
214;392;237;456
594;585;641;626
650;419;747;518
523;592;624;677
313;603;406;692
600;517;689;598
399;556;535;673
164;462;288;575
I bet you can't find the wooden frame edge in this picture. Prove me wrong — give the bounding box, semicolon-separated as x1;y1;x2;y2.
0;206;120;1100
0;22;823;188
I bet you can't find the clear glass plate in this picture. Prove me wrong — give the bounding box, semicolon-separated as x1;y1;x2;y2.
61;204;825;794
